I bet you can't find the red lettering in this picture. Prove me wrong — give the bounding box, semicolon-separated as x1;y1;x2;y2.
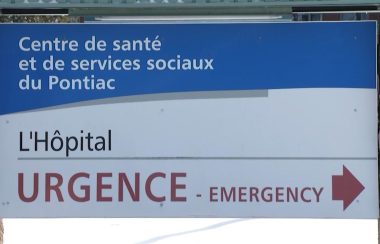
210;187;218;202
208;186;323;203
239;187;247;202
313;187;324;202
301;187;312;202
287;187;298;202
276;187;284;202
18;173;39;202
118;173;140;202
45;173;63;202
261;187;273;202
170;173;186;202
97;173;112;202
146;172;165;202
68;172;90;202
221;187;235;202
249;187;259;202
17;171;191;203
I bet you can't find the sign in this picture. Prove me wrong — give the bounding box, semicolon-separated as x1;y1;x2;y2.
1;0;380;9
0;22;377;218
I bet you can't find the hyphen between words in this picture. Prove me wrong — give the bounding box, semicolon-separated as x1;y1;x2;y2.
18;36;214;91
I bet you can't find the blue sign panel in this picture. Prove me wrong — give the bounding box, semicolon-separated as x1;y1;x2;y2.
0;22;376;115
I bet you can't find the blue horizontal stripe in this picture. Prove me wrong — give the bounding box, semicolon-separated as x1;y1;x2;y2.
0;22;376;114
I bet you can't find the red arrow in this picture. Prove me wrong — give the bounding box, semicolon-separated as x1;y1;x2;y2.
332;165;365;210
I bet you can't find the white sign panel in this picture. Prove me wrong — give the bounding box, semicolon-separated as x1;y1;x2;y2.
0;22;377;218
